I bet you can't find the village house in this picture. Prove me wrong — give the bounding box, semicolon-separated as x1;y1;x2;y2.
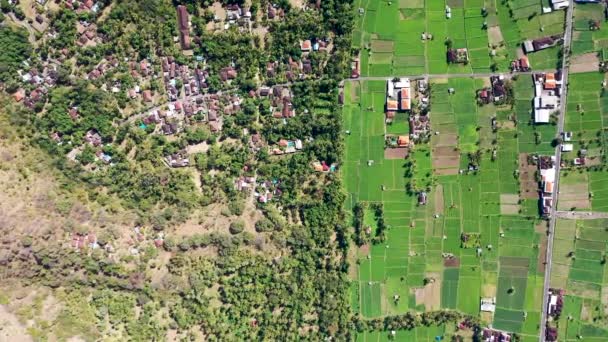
351;57;360;78
84;130;102;147
234;176;256;191
523;35;562;54
480;297;496;313
312;161;337;172
219;67;237;81
547;288;564;317
270;139;303;155
300;40;312;52
533;72;561;123
418;191;428;205
165;151;190;167
539;155;557;217
176;5;191;49
477;88;492;104
386;78;411;112
511;56;531;72
482;328;511;342
551;0;570;10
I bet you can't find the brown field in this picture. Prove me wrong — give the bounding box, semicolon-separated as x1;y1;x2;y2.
351;81;360;103
432;146;460;174
385;147;409;159
500;193;520;215
518;154;539;199
433;133;458;146
537;234;548;274
435;184;444;215
482;283;497;298
488;27;504;45
371;40;394;53
570;53;600;73
444;257;460;267
558;181;590;210
414;272;441;311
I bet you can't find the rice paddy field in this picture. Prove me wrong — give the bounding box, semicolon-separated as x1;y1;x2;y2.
549;218;608;341
571;3;608;57
560;72;608;212
355;323;475;341
351;0;564;76
344;76;556;339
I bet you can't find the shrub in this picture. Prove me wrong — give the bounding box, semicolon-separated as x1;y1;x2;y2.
229;220;245;235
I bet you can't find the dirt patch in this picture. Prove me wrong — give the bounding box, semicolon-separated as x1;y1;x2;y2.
414;272;441;311
435;168;459;176
351;81;360;103
518;153;539;199
487;27;504;45
535;221;547;233
499;120;516;130
444;257;460;267
371;40;394;53
435;184;444;215
570;53;600;73
482;284;497;298
500;194;520;215
384;147;409;159
500;204;520;215
434;134;458;146
288;0;305;9
558;180;590;210
0;305;32;342
446;0;464;7
432;145;460;174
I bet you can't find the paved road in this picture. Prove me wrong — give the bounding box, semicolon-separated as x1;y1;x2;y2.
344;70;553;82
555;211;608;219
539;3;574;341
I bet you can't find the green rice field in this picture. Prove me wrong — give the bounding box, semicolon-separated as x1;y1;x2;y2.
549;218;608;340
560;72;608;212
352;0;564;76
344;76;554;339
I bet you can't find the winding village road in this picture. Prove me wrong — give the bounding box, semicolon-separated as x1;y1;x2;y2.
539;1;574;341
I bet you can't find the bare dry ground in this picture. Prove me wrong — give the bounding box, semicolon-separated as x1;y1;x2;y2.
384;147;408;159
518;153;538;199
500;194;520;215
558;180;591;211
434;184;444;215
570;53;600;73
413;272;441;311
431;135;460;175
487;27;504;45
0;305;32;342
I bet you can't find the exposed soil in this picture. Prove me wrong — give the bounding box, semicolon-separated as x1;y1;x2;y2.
537;234;548;275
414;272;441;311
570;53;600;73
384;147;409;159
487;27;504;45
558;181;590;210
0;305;32;342
443;257;460;267
518;153;539;200
435;184;444;215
